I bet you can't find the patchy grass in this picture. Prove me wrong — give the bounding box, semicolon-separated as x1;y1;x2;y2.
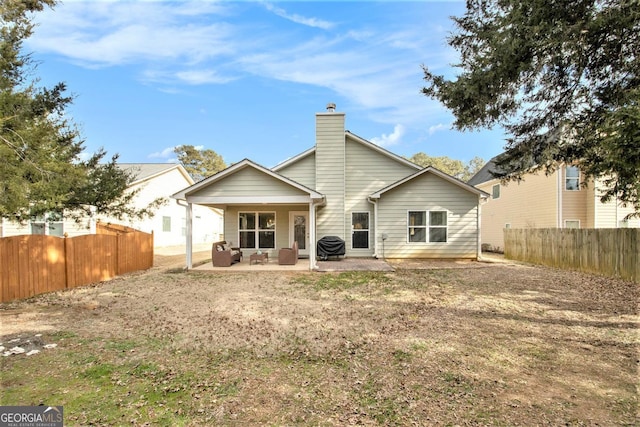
1;263;638;426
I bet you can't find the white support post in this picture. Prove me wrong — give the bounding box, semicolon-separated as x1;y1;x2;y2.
186;202;193;269
309;201;317;270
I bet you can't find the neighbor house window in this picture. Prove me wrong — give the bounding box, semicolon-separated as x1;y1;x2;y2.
618;220;629;228
162;216;171;232
352;212;369;249
239;212;275;249
505;223;511;229
492;184;500;199
31;211;64;237
564;220;580;229
565;166;580;191
408;210;448;243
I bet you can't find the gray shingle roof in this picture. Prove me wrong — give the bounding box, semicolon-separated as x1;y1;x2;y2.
467;157;503;186
117;163;183;182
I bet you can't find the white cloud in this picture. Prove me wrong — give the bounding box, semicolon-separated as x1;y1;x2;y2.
370;124;405;147
28;2;235;68
148;146;177;159
263;3;335;30
428;123;450;135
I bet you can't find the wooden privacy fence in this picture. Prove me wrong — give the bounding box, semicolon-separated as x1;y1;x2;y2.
0;230;153;303
504;228;639;282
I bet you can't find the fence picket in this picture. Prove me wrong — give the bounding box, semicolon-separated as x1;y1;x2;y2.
0;230;153;302
504;228;639;282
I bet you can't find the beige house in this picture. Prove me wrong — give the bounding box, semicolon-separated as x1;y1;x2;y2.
1;163;223;248
468;157;639;252
173;105;488;270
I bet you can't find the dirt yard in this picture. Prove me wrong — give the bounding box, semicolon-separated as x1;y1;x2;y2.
1;254;638;426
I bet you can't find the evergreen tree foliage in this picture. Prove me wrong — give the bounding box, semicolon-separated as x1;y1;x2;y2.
422;0;639;214
1;0;159;223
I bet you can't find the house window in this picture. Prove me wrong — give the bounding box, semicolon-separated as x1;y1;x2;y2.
162;216;171;232
505;223;511;229
352;212;369;249
408;211;427;242
565;166;580;191
31;212;64;237
239;212;275;249
429;211;448;242
408;210;448;243
492;184;500;199
564;220;580;229
618;220;629;228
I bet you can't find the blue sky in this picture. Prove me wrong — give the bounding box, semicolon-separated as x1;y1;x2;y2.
26;0;506;168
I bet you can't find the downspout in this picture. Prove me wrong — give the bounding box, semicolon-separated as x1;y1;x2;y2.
477;196;482;260
368;197;378;258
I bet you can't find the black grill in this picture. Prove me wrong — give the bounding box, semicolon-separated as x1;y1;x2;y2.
316;236;346;260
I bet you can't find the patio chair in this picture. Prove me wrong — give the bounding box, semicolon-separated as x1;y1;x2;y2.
278;241;299;265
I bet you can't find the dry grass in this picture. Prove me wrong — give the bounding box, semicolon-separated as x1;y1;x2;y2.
1;260;638;426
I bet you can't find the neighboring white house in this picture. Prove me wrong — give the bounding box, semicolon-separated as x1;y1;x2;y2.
172;105;489;270
98;163;223;247
468;156;640;252
0;163;223;248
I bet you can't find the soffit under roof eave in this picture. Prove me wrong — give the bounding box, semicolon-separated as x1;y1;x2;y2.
183;195;323;205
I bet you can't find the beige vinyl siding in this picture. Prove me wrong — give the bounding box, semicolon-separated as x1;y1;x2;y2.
594;195;640;228
315;113;346;241
585;184;596;228
223;204;307;258
590;177;640;228
377;173;479;259
276;152;316;189
561;167;587;227
344;136;419;256
189;166;310;198
477;171;559;251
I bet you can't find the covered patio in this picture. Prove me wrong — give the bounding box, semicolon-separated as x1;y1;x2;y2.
191;256;395;272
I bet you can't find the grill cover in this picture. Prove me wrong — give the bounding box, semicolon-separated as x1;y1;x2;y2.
317;236;346;260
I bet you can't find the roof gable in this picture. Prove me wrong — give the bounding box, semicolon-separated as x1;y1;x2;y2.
371;166;489;199
172;159;323;201
345;131;422;171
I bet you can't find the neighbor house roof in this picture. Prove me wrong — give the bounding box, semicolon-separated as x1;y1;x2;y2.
118;163;194;186
467;157;502;186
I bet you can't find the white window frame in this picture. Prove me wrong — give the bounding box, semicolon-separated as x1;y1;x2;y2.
162;216;172;232
565;166;580;191
564;219;580;229
407;210;448;243
492;184;500;199
351;211;370;249
238;211;276;250
31;211;64;237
